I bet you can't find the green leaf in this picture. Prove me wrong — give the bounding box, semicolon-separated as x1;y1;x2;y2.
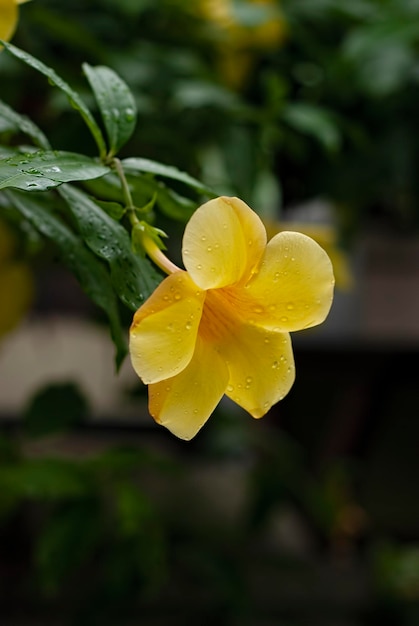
5;190;127;369
83;63;137;157
59;184;161;310
0;458;89;500
282;103;341;153
94;198;126;220
34;498;105;595
0;150;110;191
121;157;215;195
24;382;89;438
36;501;102;592
1;41;107;159
0;99;51;149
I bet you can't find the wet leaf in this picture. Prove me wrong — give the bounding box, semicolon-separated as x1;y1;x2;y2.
59;184;161;310
0;150;110;191
5;190;127;369
83;63;137;157
1;41;107;158
0;99;51;149
121;157;215;195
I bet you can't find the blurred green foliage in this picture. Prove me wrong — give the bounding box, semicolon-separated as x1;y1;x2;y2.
7;0;419;234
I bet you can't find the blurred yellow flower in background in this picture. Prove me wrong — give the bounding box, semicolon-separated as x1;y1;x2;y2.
0;0;28;43
130;196;334;440
200;0;287;88
0;219;33;339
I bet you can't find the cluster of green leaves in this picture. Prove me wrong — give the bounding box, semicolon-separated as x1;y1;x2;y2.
0;41;214;367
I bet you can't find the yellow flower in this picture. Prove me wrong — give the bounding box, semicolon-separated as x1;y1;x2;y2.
0;0;28;43
200;0;287;88
0;219;33;338
130;197;334;440
265;221;354;291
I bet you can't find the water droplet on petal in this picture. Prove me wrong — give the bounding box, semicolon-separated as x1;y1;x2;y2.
227;384;234;393
280;316;288;323
286;302;294;310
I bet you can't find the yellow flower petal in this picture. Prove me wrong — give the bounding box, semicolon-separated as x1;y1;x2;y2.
130;271;205;384
245;231;334;332
0;0;18;43
148;336;229;440
182;196;266;289
220;322;295;417
264;220;354;291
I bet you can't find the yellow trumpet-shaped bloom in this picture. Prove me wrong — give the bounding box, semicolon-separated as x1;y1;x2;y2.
130;197;334;440
0;0;28;43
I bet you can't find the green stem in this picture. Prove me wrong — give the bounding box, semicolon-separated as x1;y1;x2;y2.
112;157;180;276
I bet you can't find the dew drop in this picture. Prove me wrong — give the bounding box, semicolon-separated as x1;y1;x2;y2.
207;245;212;252
280;316;288;323
201;235;207;241
272;361;279;369
252;305;263;314
269;305;276;312
185;321;192;330
193;409;199;415
227;384;234;392
197;264;202;270
286;302;294;311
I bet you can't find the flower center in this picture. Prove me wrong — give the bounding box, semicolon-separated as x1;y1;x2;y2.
198;288;237;346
